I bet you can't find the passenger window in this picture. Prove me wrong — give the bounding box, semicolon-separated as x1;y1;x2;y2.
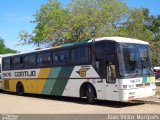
71;47;90;64
53;50;69;65
3;58;10;70
24;55;36;68
37;52;51;67
11;57;23;69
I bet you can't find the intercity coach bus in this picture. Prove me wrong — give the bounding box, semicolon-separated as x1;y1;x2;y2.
0;55;3;90
1;37;156;103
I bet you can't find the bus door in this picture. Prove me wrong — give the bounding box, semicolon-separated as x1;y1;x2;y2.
105;53;119;101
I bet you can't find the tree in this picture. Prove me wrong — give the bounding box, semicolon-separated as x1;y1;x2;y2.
141;8;160;66
0;37;17;54
118;8;153;41
19;0;128;47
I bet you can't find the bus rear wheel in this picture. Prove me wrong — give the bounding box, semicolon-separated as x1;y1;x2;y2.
16;82;24;96
86;85;95;104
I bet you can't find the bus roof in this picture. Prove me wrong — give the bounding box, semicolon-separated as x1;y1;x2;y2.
2;37;149;58
89;37;149;45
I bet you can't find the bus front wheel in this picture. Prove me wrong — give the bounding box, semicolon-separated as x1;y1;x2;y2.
86;85;95;104
16;82;24;96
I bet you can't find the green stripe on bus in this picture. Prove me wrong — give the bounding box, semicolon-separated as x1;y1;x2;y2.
50;66;74;96
62;43;74;47
143;77;150;83
42;67;62;95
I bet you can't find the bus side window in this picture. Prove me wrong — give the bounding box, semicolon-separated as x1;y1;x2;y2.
11;57;23;69
71;47;90;65
53;50;69;66
3;58;10;70
37;52;51;67
24;55;36;68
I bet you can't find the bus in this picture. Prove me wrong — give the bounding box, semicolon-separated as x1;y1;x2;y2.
0;55;2;90
1;37;156;103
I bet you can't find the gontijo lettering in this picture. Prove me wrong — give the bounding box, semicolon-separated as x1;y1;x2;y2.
14;71;36;77
2;71;36;78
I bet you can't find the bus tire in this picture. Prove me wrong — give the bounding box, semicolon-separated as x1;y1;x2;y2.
86;85;95;104
16;82;24;96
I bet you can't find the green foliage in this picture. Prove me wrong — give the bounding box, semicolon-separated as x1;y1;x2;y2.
140;8;160;66
67;0;128;40
118;8;153;41
0;37;17;54
18;0;128;46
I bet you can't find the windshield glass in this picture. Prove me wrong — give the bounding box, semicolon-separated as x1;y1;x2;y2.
118;43;153;78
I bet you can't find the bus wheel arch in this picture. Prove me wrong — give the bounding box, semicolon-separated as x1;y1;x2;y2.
80;82;97;103
16;82;24;96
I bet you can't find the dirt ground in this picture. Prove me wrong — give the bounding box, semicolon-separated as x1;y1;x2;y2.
0;92;160;114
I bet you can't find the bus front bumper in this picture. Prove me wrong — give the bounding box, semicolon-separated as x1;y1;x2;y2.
119;86;156;101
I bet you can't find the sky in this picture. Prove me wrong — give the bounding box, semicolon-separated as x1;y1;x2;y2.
0;0;160;53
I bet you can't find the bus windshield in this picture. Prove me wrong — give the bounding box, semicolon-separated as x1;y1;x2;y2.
118;43;153;78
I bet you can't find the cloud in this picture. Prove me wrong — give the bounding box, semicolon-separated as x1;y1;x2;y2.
5;13;33;23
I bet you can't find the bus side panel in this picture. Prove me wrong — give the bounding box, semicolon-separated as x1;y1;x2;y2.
62;79;85;97
41;66;74;96
2;79;26;92
2;68;50;94
62;78;106;99
41;67;61;95
3;79;48;94
25;68;50;94
2;66;106;100
62;66;106;99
